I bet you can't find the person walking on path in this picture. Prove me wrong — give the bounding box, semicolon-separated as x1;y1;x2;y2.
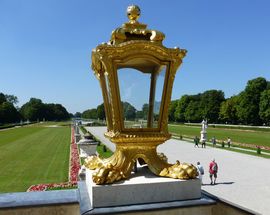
196;161;204;184
194;136;199;148
227;137;231;148
212;137;216;147
209;159;218;185
201;139;206;148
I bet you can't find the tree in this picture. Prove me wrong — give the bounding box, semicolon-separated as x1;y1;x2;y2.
42;103;70;121
122;102;136;120
219;95;239;124
0;93;6;105
184;100;201;122
200;90;225;123
237;77;267;125
44;104;55;120
0;102;20;123
5;94;18;105
82;109;98;119
0;93;21;124
97;103;105;120
168;100;178;122
174;95;192;122
20;98;46;121
49;104;70;121
135;110;144;119
259;89;270;125
74;112;82;118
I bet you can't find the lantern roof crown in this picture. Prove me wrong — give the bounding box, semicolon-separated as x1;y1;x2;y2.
110;5;165;45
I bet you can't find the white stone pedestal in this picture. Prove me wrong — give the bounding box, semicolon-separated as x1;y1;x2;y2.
85;166;201;208
200;131;207;143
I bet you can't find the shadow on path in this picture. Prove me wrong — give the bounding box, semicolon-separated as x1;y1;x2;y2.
203;182;234;186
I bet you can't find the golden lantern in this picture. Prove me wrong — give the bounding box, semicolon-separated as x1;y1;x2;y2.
85;5;198;184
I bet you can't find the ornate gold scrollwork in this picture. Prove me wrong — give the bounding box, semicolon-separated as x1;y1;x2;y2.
85;143;198;185
87;5;198;185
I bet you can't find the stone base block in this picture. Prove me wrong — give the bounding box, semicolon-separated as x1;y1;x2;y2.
86;166;201;208
78;143;98;158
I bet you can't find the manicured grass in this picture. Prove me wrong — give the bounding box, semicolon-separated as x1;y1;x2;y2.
169;124;270;148
0;125;70;193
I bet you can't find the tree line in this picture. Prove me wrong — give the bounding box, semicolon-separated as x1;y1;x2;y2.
170;77;270;125
81;102;139;121
80;77;270;126
81;102;152;121
0;93;70;124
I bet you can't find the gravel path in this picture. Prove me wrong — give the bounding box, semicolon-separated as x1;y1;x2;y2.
86;126;270;214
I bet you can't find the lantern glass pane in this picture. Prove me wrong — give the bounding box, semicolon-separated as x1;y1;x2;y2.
117;63;167;129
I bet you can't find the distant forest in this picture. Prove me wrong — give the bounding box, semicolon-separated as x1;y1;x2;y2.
0;94;70;124
80;77;270;126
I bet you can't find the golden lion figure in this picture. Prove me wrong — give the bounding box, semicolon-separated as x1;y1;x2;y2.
85;154;198;185
160;160;198;180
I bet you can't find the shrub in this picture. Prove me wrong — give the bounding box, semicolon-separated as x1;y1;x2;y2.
221;141;225;148
257;146;261;154
80;126;87;134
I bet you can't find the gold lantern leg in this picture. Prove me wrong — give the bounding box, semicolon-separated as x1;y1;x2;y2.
85;143;198;185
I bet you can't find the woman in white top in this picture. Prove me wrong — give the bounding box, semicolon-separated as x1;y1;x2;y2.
196;161;204;184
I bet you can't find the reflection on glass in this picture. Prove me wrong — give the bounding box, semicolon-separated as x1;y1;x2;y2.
117;62;166;129
104;72;112;129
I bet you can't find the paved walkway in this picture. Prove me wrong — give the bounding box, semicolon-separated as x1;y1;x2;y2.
86;126;270;215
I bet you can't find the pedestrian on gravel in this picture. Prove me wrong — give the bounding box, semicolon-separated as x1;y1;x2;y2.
201;139;206;148
196;161;204;184
227;137;231;148
212;136;216;147
194;136;199;148
209;159;218;185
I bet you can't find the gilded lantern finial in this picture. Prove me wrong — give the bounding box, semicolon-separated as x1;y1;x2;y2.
127;5;141;23
109;5;165;45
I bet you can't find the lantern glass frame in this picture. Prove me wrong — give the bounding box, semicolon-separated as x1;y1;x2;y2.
113;57;170;133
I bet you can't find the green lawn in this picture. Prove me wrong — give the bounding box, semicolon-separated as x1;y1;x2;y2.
169;124;270;148
96;144;113;158
0;124;70;193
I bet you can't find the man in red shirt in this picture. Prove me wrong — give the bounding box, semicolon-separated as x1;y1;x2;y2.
209;159;218;185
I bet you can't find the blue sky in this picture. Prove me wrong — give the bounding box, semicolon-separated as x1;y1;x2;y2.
1;1;270;113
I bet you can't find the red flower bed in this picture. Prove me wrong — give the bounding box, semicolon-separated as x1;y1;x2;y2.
69;142;80;182
27;182;77;192
71;126;75;145
27;126;81;191
234;142;270;151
